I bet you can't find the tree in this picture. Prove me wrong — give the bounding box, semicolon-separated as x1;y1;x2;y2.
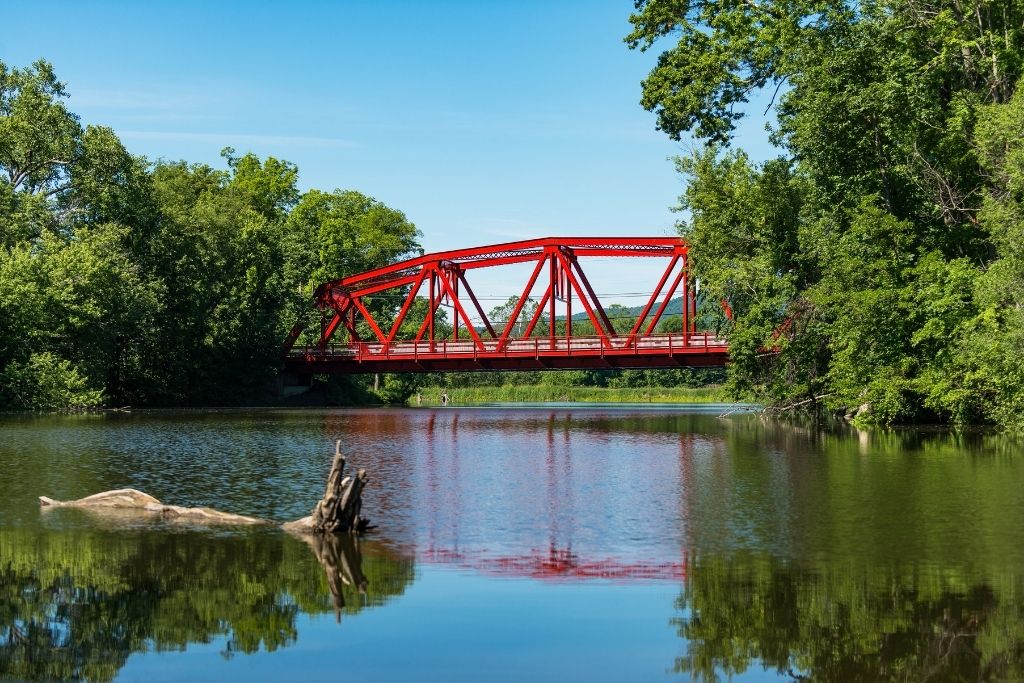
285;189;420;290
0;58;429;409
487;296;545;338
0;59;148;245
628;1;1024;424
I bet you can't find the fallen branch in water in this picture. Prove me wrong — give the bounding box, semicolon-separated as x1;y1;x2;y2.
760;393;834;414
39;440;371;534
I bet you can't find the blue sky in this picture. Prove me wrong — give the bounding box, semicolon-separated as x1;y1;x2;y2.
4;1;777;305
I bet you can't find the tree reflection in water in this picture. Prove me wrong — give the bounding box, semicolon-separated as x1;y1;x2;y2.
0;523;413;682
673;553;1024;682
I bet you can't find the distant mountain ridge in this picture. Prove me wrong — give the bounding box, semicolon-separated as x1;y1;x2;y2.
565;296;684;321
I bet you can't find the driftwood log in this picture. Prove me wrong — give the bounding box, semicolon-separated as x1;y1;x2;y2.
40;440;371;534
38;489;269;525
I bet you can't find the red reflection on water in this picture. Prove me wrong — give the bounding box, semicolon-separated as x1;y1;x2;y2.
321;409;716;581
418;545;687;582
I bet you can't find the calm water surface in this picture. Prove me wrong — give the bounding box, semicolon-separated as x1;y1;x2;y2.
1;406;1023;681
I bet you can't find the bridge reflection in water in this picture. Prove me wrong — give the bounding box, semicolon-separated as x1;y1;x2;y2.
5;410;1024;681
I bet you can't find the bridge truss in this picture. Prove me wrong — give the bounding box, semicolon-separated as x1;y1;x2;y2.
284;236;727;373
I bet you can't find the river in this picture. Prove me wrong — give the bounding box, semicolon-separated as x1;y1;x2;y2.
1;405;1023;681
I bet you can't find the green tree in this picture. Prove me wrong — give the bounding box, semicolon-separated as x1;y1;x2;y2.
133;157;295;403
0;59;149;246
628;1;1024;424
488;295;543;338
0;58;428;409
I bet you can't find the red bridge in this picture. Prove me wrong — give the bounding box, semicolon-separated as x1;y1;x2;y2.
283;236;728;373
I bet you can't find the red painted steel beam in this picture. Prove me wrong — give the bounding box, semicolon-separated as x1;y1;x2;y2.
282;322;304;354
285;236;728;373
628;254;680;341
351;297;389;343
646;265;687;336
317;313;344;350
553;250;612;348
496;255;549;350
314;236;686;299
387;269;428;342
435;267;485;350
521;285;552;339
284;350;729;374
561;250;617;338
458;270;497;338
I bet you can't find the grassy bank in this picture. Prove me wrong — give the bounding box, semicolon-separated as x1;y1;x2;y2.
408;385;731;405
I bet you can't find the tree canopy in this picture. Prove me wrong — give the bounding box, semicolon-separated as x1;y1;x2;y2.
628;0;1024;426
0;59;422;409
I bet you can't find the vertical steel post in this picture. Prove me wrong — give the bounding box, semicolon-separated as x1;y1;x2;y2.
548;251;556;349
428;269;436;351
683;253;690;345
566;268;572;345
452;270;459;342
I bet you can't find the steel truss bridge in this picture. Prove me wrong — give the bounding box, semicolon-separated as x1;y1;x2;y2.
283;236;728;374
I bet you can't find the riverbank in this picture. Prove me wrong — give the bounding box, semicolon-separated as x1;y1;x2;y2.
408;385;730;405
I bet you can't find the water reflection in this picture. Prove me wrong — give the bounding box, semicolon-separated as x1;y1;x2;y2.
3;409;1024;681
0;523;413;682
296;531;369;620
674;553;1024;681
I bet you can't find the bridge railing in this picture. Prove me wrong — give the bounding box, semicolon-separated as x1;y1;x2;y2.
288;332;727;362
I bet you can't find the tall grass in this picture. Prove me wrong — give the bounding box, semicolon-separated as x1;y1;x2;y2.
408;385;731;405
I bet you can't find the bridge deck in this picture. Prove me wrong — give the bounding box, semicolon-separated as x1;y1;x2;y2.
285;333;728;373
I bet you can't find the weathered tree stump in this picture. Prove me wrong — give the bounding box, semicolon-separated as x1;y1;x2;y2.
283;440;372;534
311;441;370;534
39;489;269;525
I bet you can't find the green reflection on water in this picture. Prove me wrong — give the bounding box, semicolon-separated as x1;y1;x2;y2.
674;553;1024;682
3;410;1024;681
0;521;413;682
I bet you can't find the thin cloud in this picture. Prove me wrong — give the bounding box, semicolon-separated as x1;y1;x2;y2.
118;130;357;148
71;87;216;111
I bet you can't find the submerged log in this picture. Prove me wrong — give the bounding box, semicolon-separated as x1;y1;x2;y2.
39;488;268;525
40;440;372;533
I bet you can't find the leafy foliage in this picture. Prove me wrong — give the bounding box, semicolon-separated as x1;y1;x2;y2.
628;0;1024;425
0;59;422;409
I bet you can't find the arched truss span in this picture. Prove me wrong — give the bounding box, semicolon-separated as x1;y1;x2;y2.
283;236;728;374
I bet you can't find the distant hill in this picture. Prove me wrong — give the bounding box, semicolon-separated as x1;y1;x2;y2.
566;296;684;321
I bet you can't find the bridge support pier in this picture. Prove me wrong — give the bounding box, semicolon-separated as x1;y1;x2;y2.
278;371;314;398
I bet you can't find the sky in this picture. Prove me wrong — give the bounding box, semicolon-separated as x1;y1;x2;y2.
3;1;779;308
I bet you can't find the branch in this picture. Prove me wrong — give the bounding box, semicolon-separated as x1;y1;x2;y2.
762;392;833;413
11;158;73;192
764;79;784;115
43;182;73;198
